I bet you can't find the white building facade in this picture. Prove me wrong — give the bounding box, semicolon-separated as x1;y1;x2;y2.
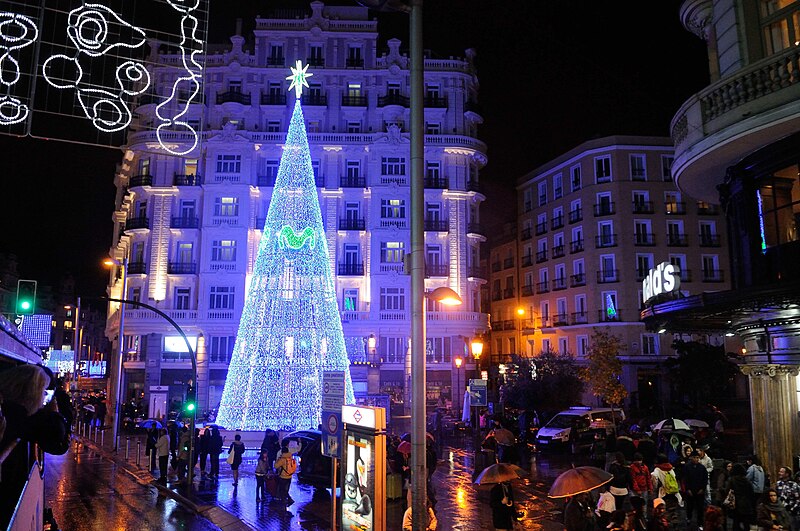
105;2;488;416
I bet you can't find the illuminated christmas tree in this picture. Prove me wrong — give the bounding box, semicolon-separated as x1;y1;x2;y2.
216;62;355;431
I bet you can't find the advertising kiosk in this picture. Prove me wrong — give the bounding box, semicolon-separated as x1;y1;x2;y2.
341;404;386;531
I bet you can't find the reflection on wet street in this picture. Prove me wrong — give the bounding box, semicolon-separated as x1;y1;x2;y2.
45;442;218;531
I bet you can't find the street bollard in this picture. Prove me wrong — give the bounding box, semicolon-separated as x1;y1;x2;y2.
125;437;130;460
136;441;141;467
116;435;120;452
101;429;105;447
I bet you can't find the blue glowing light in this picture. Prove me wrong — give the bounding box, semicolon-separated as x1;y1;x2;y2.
606;294;618;320
756;190;767;254
215;98;355;431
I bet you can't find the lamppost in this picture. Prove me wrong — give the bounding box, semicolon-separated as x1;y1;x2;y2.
470;338;484;469
516;307;525;356
104;256;128;450
454;355;463;420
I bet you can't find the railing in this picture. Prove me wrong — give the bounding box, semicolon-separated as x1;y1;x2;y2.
125;308;198;321
424;96;447;107
467;266;487;279
467;181;484;194
536;250;548;263
679;269;693;282
570;240;584;253
702;269;725;282
129;174;152;188
170;216;199;229
521;284;534;296
427;311;488;323
266;56;285;66
127;262;147;274
338;263;365;276
633;201;654;214
346;58;365;68
521;228;532;241
697;204;720;215
424;219;448;231
379;219;407;229
216;91;251;105
174;173;202;186
464;101;482;114
424;177;448;189
699;234;721;246
379;263;403;273
552;277;567;291
595;234;618;248
168;262;197;274
570;273;586;287
597;269;619;283
425;263;449;277
667;234;688;246
378;94;410;107
665;202;686;215
380;175;406;185
593;203;616;216
342;95;367;106
551;216;564;230
503;288;515;299
634;233;655;246
260;93;287;105
571;311;588;325
210;262;236;272
125;217;150;230
503;257;514;269
521;255;533;267
535;222;547;235
257;175;277;187
207;310;235;319
536;281;549;294
301;94;327;106
598;309;623;322
340;175;366;188
254;217;266;229
339;218;366;230
379;311;406;321
553;313;569;326
213;173;241;183
552;245;565;258
491;262;502;273
569;208;583;223
307;57;325;67
467;223;484;236
341;311;369;322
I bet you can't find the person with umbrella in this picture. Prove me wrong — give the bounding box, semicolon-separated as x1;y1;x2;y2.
490;480;519;531
564;492;595;531
395;440;411;508
486;420;516;464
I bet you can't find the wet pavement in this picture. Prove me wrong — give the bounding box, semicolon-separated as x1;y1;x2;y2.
64;428;576;530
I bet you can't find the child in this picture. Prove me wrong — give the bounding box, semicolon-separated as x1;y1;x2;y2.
630;453;652;509
255;451;271;501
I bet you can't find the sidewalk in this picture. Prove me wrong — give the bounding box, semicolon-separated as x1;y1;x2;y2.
77;427;566;530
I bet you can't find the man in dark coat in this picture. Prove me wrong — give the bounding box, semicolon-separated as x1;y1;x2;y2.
683;449;709;527
489;481;517;531
564;492;595;531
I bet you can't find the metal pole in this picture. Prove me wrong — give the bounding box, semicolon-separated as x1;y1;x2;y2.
136;440;141;467
71;297;81;391
111;257;128;450
409;1;426;529
330;457;338;531
125;437;130;460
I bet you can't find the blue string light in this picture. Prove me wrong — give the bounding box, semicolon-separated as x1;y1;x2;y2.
216;98;355;431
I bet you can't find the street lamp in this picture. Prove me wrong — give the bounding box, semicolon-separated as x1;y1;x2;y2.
516;307;525;356
105;255;129;450
469;338;484;461
454;355;463;420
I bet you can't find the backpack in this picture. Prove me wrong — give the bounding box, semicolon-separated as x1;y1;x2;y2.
283;456;297;475
662;470;680;495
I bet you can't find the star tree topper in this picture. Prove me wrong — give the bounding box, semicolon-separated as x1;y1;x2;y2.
286;60;313;98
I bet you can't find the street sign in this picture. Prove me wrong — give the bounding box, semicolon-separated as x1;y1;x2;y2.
322;370;345;458
468;379;487;407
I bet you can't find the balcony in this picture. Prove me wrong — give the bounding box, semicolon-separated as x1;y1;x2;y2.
260;93;287;105
125;216;150;230
338;263;364;276
306;56;325;67
379;218;406;229
216;91;251;105
503;257;514;269
466;181;484;194
536;280;549;294
503;288;515;299
342;95;367;106
467;223;485;236
266;56;285;67
569;208;583;224
380;175;406;185
597;269;619;283
467;266;487;279
523;201;532;213
340;175;366;188
593;202;616;216
570;240;584;253
598;308;623;322
491;261;502;273
521;227;532;241
632;201;654;214
536;250;548;263
551;216;564;230
699;234;721;247
174;173;202;186
257;175;277;187
634;232;655;246
424;177;448;189
345;57;364;68
339;218;366;231
170;216;199;229
595;234;618;248
424;219;448;232
535;222;547;236
697;203;720;215
552;277;567;291
378;94;409;107
491;292;502;302
301;94;328;106
679;269;693;282
168;262;197;274
570;273;586;287
128;261;147;274
521;284;534;296
667;233;688;246
129;174;152;188
665;202;686;215
553;313;569;326
571;311;588;325
426;263;449;277
521;255;533;267
424;96;447;108
702;269;725;282
552;244;565;258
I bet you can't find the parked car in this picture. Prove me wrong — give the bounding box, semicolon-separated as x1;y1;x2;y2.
281;429;330;487
536;406;625;453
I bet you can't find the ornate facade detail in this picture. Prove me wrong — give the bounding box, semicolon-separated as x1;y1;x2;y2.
740;364;800;378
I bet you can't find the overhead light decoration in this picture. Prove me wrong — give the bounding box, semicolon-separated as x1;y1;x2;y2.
756;189;767;254
0;12;38;125
216;63;355;431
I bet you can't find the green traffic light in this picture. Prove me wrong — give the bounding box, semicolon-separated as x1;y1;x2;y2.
20;301;31;310
186;403;195;412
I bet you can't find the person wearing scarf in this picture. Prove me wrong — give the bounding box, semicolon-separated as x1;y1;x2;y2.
757;489;792;531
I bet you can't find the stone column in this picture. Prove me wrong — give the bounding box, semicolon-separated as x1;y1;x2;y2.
739;364;800;474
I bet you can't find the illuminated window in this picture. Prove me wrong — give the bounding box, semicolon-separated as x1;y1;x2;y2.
595;155;612;183
211;240;237;262
214;197;238;217
381;199;406;218
380;242;404;262
216;154;241;174
381;157;406;175
209;286;235;309
380;287;405;311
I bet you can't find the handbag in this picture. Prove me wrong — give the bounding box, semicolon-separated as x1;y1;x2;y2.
226;452;235;465
722;488;736;510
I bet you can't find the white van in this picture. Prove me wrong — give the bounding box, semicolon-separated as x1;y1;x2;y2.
535;406;625;452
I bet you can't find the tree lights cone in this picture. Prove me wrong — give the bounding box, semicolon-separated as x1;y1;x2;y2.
216;88;355;431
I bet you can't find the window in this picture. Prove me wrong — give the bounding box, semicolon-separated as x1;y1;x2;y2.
211;240;237;261
633;191;650;212
183;159;198;176
180;200;196;219
630;154;646;180
176;242;193;263
425;84;440;99
702;255;719;278
573;259;585;276
264;160;279;182
636;254;653;279
669;254;686;277
269;44;284;61
575;293;586;315
343;288;359;311
756;167;800;250
558;337;569;355
347;46;362;63
577;335;588;357
635;220;653;244
598;221;614;246
426;162;441;180
228;80;242;93
346;160;361;179
344;201;360;220
216;154;241;174
209;286;235;309
760;1;800;54
268;82;282;97
380;287;405;310
381;336;407;364
343;244;360;265
312;160;320;179
267;120;281;132
174;287;191;310
137;200;147;218
130;287;141;303
425;122;440;134
602;291;618;320
642;334;658;355
571;164;582;191
661;156;674;181
347;121;362;133
381;157;406;175
426;202;442;221
667;220;684;244
426;337;451;363
542;339;552;353
523;189;533;212
131;241;145;263
381;199;406;218
553;173;563;199
538;181;548;206
600;254;616;281
309;44;323;63
665;191;682;214
209;336;236;363
139;158;150;175
214;197;238;217
381;242;404;262
595;155;612;183
347;82;362;97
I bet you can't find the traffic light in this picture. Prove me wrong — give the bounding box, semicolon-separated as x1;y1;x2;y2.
184;382;196;415
15;280;37;315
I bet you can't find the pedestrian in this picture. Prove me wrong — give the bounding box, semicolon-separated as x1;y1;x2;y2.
176;426;190;482
727;463;756;531
705;505;726;531
748;455;768;505
756;489;792;531
630;453;652;509
625;496;647;531
636;433;657;471
146;426;158;471
609;451;632;510
274;446;297;506
597;486;617;528
402;499;438;531
608;509;626;531
648;498;669;531
489;480;518;531
775;466;800;531
565;492;595;531
697;446;714;504
155;428;170;484
255;450;271;502
260;428;280;469
167;420;179;461
395;441;411;508
651;454;681;505
716;461;734;531
95;399;107;428
198;427;210;478
228;433;246;486
208;426;223;480
683;449;709;528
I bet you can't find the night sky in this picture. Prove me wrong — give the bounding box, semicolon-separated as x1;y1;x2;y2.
0;0;709;299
